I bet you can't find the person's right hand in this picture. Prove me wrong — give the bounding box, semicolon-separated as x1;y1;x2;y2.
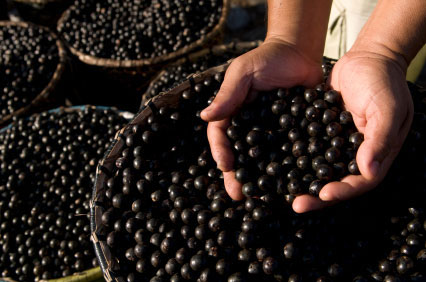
200;37;324;200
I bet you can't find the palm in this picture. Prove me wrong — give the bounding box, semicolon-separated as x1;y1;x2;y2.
292;51;414;212
332;55;408;134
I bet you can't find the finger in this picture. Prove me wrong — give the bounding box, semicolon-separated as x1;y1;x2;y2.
201;59;252;122
207;119;234;172
223;171;244;201
292;194;337;213
319;175;374;202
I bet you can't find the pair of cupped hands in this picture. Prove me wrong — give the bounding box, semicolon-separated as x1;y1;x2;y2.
200;38;414;213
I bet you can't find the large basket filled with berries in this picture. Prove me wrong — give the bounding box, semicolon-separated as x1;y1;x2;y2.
91;62;426;281
0;106;133;281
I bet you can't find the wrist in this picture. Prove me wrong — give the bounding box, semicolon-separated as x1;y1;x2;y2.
350;0;426;72
265;0;332;64
263;34;324;66
350;39;409;73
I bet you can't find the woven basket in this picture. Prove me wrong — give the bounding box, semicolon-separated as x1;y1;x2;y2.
91;59;426;281
0;21;67;128
57;0;230;69
0;105;134;282
140;40;262;106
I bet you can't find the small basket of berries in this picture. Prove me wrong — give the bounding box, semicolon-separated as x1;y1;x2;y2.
0;21;67;127
57;0;230;68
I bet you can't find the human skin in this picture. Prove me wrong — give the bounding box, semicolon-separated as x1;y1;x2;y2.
201;0;426;212
294;0;425;212
200;0;333;201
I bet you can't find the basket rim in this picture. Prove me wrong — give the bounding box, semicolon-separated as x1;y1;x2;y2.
56;0;230;68
0;105;135;134
90;62;230;282
0;20;67;127
140;40;263;106
0;278;18;282
12;0;67;4
12;0;67;5
41;266;102;282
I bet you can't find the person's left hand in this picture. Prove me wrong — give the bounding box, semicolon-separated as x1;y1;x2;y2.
292;50;414;213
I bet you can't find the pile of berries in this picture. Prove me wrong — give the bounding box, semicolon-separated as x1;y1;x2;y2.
94;69;426;281
227;85;362;201
58;0;223;60
0;23;59;122
0;107;129;281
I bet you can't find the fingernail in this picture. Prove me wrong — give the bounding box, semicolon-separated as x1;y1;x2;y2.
370;161;380;177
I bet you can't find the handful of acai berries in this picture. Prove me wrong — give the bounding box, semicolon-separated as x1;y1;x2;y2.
226;84;364;202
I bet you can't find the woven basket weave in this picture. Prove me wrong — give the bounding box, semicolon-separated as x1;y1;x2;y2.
0;21;67;128
1;264;103;282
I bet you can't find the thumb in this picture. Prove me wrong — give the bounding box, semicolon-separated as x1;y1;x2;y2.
355;137;386;182
201;59;252;122
355;107;409;182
